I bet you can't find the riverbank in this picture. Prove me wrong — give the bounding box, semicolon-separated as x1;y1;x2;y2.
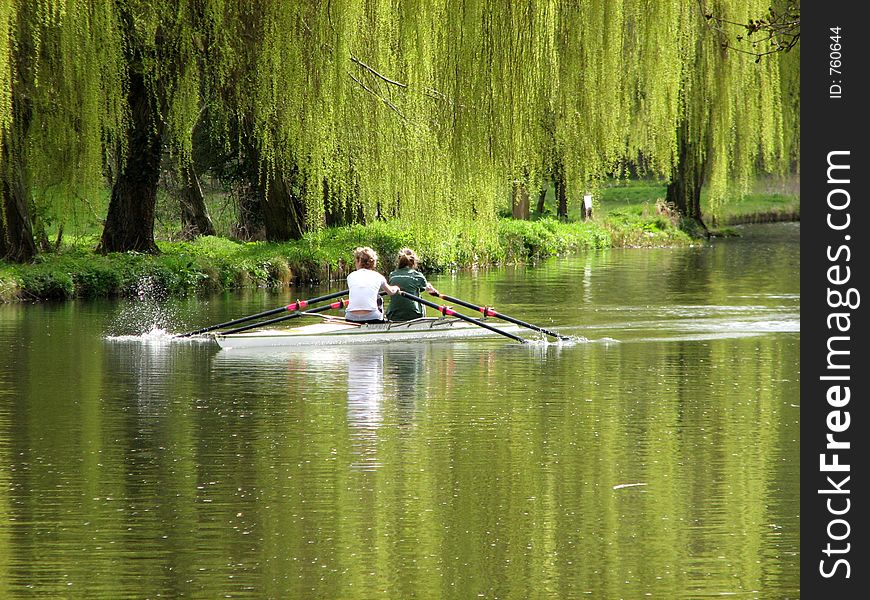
1;177;800;303
596;178;800;226
0;214;689;302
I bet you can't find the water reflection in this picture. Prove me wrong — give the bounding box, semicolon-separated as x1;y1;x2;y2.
0;224;800;599
213;343;440;471
343;348;384;470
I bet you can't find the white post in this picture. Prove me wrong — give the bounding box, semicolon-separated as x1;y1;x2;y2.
583;193;593;220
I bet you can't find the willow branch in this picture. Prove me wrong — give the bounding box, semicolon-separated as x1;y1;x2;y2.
350;56;408;88
347;54;454;105
347;71;409;123
696;0;800;57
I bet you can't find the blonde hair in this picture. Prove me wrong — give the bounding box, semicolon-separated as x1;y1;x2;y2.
353;246;378;269
396;247;418;269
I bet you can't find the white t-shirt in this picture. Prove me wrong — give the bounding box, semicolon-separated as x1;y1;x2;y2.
346;269;388;312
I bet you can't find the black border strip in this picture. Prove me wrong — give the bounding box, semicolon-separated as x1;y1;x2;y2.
802;2;867;595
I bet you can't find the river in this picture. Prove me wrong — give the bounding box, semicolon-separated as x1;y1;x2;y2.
0;223;800;598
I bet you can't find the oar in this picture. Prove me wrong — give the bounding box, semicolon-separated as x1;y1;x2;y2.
177;289;348;337
398;291;528;344
216;290;387;336
219;299;348;335
434;292;570;341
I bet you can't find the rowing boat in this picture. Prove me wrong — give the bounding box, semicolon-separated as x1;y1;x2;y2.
213;316;522;349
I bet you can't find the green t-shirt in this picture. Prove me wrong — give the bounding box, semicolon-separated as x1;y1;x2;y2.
386;267;429;321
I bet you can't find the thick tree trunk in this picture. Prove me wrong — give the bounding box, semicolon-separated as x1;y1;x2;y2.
1;95;37;263
233;123;306;241
511;181;530;220
1;164;37;263
179;162;216;239
666;120;708;234
260;168;306;240
97;69;162;254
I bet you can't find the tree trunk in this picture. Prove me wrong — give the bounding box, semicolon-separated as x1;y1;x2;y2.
232;121;305;241
511;181;530;220
554;159;568;219
666;120;708;234
535;185;547;215
0;200;7;257
1;94;37;263
1;161;37;263
179;162;216;239
97;69;162;254
260;167;306;240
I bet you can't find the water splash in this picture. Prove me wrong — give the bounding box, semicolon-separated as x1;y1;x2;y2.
131;275;168;302
104;283;206;342
523;333;596;347
105;327;176;344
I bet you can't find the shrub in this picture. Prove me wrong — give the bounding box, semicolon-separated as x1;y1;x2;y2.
18;266;75;299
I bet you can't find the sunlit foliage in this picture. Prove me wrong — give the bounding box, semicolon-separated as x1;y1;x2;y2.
685;0;793;212
0;0;797;251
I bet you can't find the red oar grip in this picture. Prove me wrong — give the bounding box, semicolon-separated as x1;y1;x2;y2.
286;299;309;311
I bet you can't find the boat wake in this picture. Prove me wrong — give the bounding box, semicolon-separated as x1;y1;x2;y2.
522;333;616;347
105;327;212;344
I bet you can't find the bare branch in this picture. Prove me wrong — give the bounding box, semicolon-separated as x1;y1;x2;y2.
697;0;800;58
347;71;410;123
350;56;408;88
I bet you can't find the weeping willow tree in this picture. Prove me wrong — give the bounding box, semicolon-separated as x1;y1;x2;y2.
0;0;125;262
213;0;501;239
664;0;793;230
0;1;12;258
96;0;206;253
209;0;685;236
0;1;798;258
1;1;41;263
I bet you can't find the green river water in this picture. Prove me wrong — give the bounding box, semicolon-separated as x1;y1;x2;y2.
0;223;799;598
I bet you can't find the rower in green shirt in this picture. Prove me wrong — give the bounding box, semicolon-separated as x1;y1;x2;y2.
386;248;440;322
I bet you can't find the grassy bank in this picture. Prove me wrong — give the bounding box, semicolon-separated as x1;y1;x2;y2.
0;214;688;302
595;176;800;227
1;176;799;302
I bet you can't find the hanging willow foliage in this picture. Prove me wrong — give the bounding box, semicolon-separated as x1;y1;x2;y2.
26;0;127;214
0;0;797;254
0;2;12;155
684;0;790;214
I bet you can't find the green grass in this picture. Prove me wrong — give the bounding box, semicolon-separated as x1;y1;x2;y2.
580;178;799;227
706;193;800;225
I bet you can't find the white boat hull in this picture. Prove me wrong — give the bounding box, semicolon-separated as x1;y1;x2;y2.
213;318;522;349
